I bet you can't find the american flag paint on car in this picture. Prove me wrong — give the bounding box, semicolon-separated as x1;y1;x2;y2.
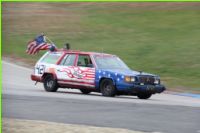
56;66;95;87
31;48;166;99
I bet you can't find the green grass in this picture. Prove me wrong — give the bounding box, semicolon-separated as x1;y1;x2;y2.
2;3;200;93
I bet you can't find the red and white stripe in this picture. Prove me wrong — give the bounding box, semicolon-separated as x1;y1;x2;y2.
58;80;95;88
59;79;94;84
60;67;95;80
26;41;50;55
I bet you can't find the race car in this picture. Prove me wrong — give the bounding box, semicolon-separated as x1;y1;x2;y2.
31;49;166;99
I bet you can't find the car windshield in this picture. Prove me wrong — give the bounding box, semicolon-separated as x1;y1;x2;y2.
93;55;130;69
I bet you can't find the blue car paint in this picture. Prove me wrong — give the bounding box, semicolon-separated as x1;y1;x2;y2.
95;68;162;92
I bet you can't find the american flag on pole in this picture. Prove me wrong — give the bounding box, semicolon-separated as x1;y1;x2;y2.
26;34;56;55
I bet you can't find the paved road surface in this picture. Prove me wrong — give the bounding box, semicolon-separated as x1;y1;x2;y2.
2;61;200;133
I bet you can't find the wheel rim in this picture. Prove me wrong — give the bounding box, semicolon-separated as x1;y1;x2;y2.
47;79;54;88
103;82;112;94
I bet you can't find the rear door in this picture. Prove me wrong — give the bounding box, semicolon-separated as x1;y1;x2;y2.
56;53;77;84
56;53;95;88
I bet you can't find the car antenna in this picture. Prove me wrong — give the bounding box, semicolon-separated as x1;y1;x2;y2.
139;71;143;75
64;43;70;50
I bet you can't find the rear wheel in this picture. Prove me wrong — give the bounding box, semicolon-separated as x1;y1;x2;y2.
100;79;116;97
137;93;152;99
80;89;91;94
43;75;58;92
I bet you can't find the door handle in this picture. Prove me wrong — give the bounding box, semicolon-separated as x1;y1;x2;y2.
57;69;62;72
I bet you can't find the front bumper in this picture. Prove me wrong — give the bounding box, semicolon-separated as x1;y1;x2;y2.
128;84;166;94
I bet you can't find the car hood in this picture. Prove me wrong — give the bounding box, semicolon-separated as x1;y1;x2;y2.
101;68;156;77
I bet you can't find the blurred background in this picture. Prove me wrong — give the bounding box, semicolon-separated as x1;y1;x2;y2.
2;2;200;93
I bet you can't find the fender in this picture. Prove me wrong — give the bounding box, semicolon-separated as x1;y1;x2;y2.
96;77;116;90
42;72;57;81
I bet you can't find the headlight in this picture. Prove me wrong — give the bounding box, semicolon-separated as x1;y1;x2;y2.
154;78;160;84
131;77;136;82
125;76;135;82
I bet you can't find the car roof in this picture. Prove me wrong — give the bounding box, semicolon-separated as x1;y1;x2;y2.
55;49;115;57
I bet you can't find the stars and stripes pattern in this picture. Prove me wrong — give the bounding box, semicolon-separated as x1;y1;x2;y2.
26;35;55;55
57;66;95;87
60;66;95;80
26;41;52;55
97;70;123;81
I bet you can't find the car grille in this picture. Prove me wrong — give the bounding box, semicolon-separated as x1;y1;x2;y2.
138;76;155;85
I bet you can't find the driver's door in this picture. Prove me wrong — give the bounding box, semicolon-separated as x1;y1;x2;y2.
75;54;95;88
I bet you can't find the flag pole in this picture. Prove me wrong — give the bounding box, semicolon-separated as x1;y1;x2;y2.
45;35;55;45
43;35;57;51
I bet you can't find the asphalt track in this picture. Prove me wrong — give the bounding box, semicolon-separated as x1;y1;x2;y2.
2;61;200;133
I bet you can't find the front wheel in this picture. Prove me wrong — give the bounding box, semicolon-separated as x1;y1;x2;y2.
137;93;152;99
43;75;58;92
100;79;116;97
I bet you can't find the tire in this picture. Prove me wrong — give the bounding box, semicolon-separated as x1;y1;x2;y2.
100;79;116;97
137;93;152;99
80;89;91;94
43;75;58;92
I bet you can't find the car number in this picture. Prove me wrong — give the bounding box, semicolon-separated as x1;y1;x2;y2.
35;65;45;75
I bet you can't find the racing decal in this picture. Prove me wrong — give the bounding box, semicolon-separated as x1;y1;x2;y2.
56;66;95;87
35;64;45;75
58;66;95;80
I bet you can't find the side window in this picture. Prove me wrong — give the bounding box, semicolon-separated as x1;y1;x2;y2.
60;54;68;65
40;52;62;64
77;55;93;68
61;54;76;66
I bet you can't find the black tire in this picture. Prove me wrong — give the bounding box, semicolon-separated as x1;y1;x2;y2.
43;75;58;92
100;79;116;97
137;93;152;99
80;89;91;94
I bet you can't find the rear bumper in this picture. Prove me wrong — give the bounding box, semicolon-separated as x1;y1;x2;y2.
128;84;166;94
31;74;42;82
